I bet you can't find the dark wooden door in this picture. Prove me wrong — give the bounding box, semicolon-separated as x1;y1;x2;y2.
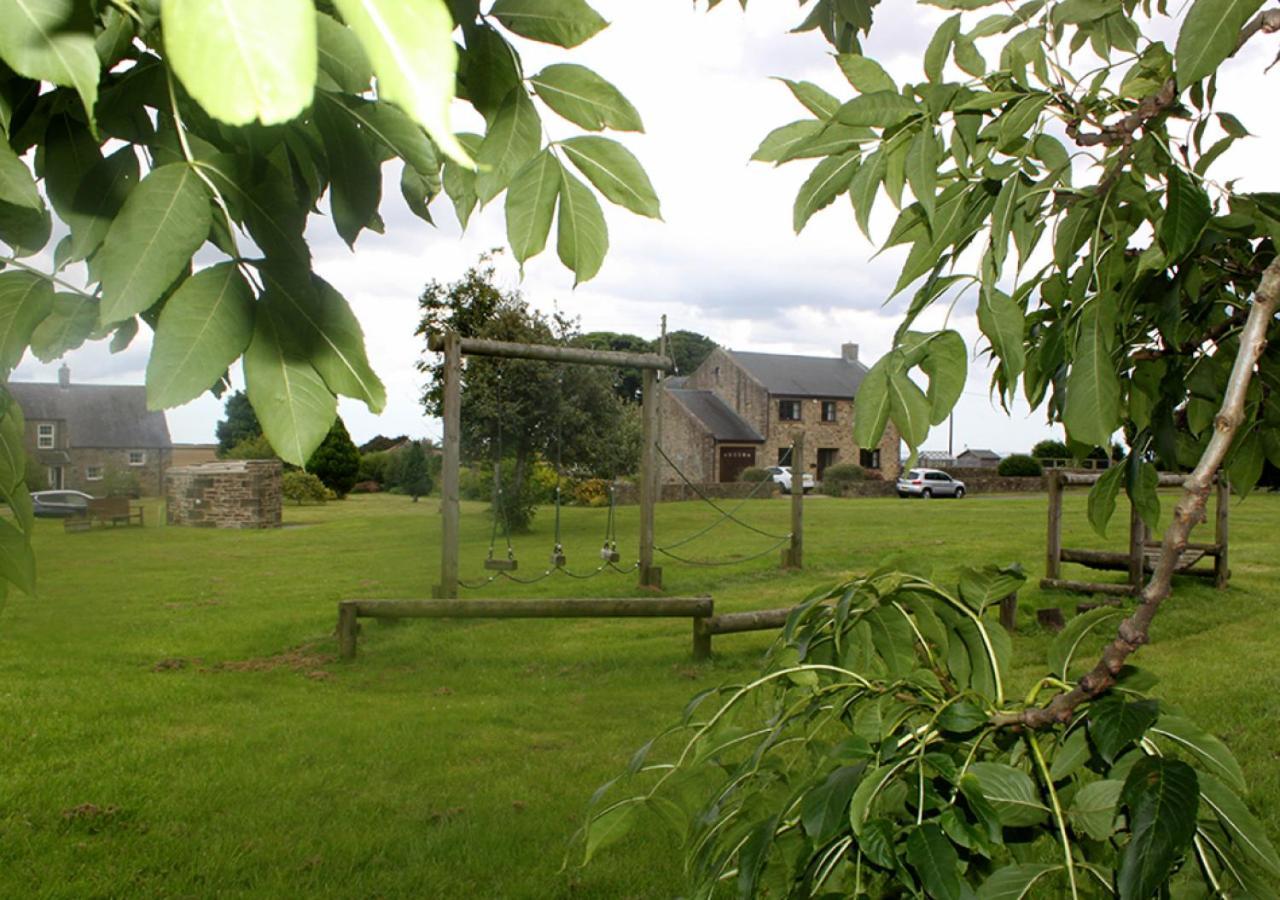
718;446;756;483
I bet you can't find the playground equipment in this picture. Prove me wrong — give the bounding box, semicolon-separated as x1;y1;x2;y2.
1041;470;1230;596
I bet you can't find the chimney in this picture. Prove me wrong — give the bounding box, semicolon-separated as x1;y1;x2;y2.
58;363;71;388
841;343;859;363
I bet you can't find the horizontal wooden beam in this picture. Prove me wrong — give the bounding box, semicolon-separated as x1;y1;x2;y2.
1058;471;1191;487
1039;577;1136;596
426;333;674;371
345;597;713;619
700;606;793;635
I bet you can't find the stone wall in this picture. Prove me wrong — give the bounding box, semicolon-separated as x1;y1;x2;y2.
65;447;171;497
166;460;283;529
831;474;1046;497
615;480;779;504
658;391;719;484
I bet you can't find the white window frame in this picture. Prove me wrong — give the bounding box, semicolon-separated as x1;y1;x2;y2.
86;465;104;481
37;423;55;449
128;450;146;466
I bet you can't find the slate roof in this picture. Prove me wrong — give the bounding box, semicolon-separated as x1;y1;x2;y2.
958;448;1002;461
727;350;868;398
667;389;764;442
8;382;172;448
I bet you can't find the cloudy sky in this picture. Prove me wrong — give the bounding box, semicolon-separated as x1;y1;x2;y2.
12;2;1278;456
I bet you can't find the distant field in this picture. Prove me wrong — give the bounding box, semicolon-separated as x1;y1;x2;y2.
1;490;1277;897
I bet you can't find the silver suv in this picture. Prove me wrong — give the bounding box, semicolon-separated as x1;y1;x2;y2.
896;468;965;499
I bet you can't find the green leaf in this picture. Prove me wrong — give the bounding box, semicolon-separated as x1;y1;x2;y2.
833;90;921;128
853;355;892;449
937;699;988;734
0;199;51;258
905;823;964;900
848;147;885;238
195;155;308;264
67;147;139;262
314;96;382;248
752;120;823;164
97;163;211;326
530;63;642;132
145;263;255;410
1085;461;1126;538
957;562;1025;613
778;78;840;118
559;135;660;219
977;863;1059;900
1151;715;1246;794
1069;779;1123;841
953;36;986;77
334;95;439;178
906;128;937;222
242;304;338;467
1063;301;1120;448
162;0;315;126
332;0;470;164
737;814;780;898
793;150;859;233
401;165;436;223
316;11;372;94
1197;772;1280;878
1118;757;1199;900
0;0;98;122
1127;460;1160;534
1158;168;1211;261
28;292;95;362
0;270;53;376
505;150;561;265
1049;727;1091;781
967;761;1050;827
888;370;931;448
555;164;608;285
1175;0;1265;88
443;133;482;228
476;88;542;205
1048;605;1122;679
0;136;39;210
257;263;386;412
836;54;895;94
1090;696;1159;764
924;14;962;83
919;329;967;425
801;764;867;843
491;0;608;48
0;515;36;595
582;800;637;864
976;290;1025;382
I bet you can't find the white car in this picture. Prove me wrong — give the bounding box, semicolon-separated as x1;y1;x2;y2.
766;466;814;494
896;468;966;499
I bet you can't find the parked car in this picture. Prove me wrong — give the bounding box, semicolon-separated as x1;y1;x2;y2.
31;490;95;518
766;466;815;494
896;468;966;499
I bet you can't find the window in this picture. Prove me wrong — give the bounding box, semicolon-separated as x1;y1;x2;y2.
821;401;838;423
128;450;146;466
37;423;55;449
777;399;801;421
777;448;792;466
926;472;951;482
86;466;103;481
859;448;881;469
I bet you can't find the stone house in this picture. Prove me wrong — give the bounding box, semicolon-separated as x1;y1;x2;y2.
956;448;1002;469
8;365;173;496
660;343;901;485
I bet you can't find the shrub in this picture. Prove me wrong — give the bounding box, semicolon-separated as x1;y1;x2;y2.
350;480;381;493
223;434;277;460
572;477;612;507
282;470;329;505
102;467;141;498
1030;438;1069;460
998;453;1043;477
358;451;391;486
820;462;865;496
738;466;772;483
399;441;433;501
23;457;47;491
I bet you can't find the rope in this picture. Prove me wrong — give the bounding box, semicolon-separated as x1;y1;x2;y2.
653;444;791;543
656;533;793;567
658;466;780;551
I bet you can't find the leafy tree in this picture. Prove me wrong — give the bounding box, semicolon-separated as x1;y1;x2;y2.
215;392;262;454
1031;438;1070;460
997;453;1043;477
358;434;410;453
281;470;328;505
222;434;279;461
399;440;433;501
665;329;718;376
306;417;360;497
577;331;653;403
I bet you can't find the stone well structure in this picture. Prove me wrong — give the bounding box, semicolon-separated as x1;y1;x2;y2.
166;460;283;529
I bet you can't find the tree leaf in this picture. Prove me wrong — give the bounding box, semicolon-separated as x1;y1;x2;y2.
937;698;988;734
331;0;470;164
976;289;1025;382
257;263;386;412
1150;715;1246;794
162;0;315;126
0;199;51;258
145;263;255;410
242;304;338;467
28;292;95;362
316;11;372;94
1175;0;1265;88
1049;727;1091;781
530;63;642;132
313;94;382;248
837;53;896;93
457;22;521;120
925;14;962;83
0;270;53;377
793;150;859;233
334;95;439;178
0;0;98;121
491;0;608;48
778;78;840;118
97;163;211;326
848;147;885;239
1197;772;1280;878
1089;696;1159;764
555;164;607;285
833;90;921;128
559;135;660;219
977;863;1059;900
1085;460;1126;538
1126;460;1160;534
801;764;867;843
967;761;1050;827
505;150;561;265
1048;605;1123;679
888;369;931;448
195;154;309;264
1157;167;1211;261
853;355;892;449
906;127;937;222
443;132;482;228
1062;300;1120;448
582;800;638;864
1118;757;1199;900
905;823;964;900
752;120;823;164
0;516;36;596
475;87;542;204
0;136;40;210
1068;779;1123;841
919;329;967;425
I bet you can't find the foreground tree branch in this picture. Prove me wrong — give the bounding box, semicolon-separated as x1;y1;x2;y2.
998;255;1280;728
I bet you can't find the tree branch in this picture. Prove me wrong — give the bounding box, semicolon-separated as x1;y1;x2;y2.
996;255;1280;729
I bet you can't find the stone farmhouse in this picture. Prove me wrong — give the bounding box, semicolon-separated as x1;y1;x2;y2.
9;365;173;496
660;343;901;485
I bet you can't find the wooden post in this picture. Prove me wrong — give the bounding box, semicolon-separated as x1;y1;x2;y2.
434;331;462;599
1127;501;1144;592
999;592;1018;632
783;434;804;569
638;368;662;590
1215;475;1229;589
337;601;359;659
692;618;712;661
1045;471;1063;580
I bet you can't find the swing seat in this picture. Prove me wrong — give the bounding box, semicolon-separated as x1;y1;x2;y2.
549;551;567;567
483;558;518;571
600;547;621;563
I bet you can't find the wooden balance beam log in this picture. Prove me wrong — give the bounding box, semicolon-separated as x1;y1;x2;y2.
337;597;714;660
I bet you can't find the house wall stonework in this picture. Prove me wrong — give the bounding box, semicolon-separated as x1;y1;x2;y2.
69;447;172;496
166;460;283;529
658;393;719;484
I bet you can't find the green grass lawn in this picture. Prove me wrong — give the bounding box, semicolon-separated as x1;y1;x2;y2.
1;490;1277;897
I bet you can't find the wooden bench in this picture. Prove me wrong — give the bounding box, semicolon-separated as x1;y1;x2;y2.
65;497;144;533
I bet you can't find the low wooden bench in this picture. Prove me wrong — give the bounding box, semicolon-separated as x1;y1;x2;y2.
65;496;144;533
